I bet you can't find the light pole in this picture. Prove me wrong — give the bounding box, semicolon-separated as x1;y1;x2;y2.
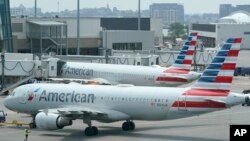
34;0;37;17
138;0;141;30
76;0;80;55
103;28;109;64
1;49;5;90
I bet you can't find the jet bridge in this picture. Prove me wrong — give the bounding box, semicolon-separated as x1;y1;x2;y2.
0;53;41;95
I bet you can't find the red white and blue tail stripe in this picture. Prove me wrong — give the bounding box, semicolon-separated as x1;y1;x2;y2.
164;32;198;74
190;38;242;92
171;38;242;110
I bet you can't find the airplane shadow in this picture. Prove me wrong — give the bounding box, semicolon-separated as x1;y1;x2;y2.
52;124;227;141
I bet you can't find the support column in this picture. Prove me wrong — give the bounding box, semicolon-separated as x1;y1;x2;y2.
1;50;5;90
40;26;42;58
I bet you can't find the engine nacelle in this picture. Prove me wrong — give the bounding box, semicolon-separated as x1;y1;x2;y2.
35;112;72;130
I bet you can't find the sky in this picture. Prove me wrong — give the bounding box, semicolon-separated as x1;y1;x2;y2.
10;0;250;14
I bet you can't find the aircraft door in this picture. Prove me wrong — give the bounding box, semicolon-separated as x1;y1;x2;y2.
177;96;187;111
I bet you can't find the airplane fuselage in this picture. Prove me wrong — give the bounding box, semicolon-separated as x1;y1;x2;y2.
5;83;246;122
60;62;199;86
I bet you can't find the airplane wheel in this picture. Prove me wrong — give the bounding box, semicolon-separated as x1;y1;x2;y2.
85;127;98;136
122;122;130;131
85;127;94;136
129;122;135;130
92;126;98;135
69;120;73;125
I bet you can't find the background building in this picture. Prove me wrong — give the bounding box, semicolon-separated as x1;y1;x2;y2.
11;4;42;17
190;11;250;50
150;3;184;26
219;4;250;18
219;4;233;18
0;17;163;55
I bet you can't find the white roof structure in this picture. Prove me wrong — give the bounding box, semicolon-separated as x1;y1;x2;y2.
218;11;250;24
27;20;65;26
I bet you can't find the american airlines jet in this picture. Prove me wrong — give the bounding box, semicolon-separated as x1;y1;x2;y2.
4;37;249;136
58;32;200;86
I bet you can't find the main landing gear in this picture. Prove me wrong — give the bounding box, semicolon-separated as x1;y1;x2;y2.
122;120;135;131
83;119;135;136
29;115;37;128
85;126;98;136
84;117;98;136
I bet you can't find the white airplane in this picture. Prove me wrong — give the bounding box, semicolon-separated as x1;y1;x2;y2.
4;38;249;136
57;32;200;86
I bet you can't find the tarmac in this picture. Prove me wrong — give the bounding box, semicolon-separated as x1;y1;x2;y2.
0;76;250;141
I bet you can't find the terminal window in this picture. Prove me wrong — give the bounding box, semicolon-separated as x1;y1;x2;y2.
112;43;142;50
244;32;250;35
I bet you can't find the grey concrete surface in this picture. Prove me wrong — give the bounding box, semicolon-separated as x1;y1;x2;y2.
0;76;250;141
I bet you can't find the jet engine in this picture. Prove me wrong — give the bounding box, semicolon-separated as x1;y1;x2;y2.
35;112;72;130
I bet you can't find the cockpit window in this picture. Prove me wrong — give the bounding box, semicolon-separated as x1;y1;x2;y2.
10;91;15;96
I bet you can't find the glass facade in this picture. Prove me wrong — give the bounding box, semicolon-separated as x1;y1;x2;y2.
192;24;216;32
113;42;142;50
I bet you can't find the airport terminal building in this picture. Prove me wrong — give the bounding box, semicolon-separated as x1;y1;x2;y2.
0;17;163;55
190;11;250;49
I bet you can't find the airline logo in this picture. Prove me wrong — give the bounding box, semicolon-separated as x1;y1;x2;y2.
171;37;242;109
164;32;198;75
192;38;241;92
27;94;35;101
157;32;198;83
39;90;95;103
62;64;94;77
27;88;40;101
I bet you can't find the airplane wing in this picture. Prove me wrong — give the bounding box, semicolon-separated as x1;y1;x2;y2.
89;78;114;85
48;78;113;85
39;106;105;116
38;106;130;121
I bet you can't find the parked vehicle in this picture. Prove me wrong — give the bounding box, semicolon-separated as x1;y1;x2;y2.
242;89;250;106
0;110;6;123
234;67;250;76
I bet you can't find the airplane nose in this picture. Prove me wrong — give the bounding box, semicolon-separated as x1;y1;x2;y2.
4;98;9;108
4;97;13;110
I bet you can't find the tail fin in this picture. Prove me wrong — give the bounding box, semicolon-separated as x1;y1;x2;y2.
164;32;198;74
189;38;242;94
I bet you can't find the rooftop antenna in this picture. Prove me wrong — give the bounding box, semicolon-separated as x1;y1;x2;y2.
34;0;37;17
76;0;80;55
57;1;60;16
138;0;141;30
